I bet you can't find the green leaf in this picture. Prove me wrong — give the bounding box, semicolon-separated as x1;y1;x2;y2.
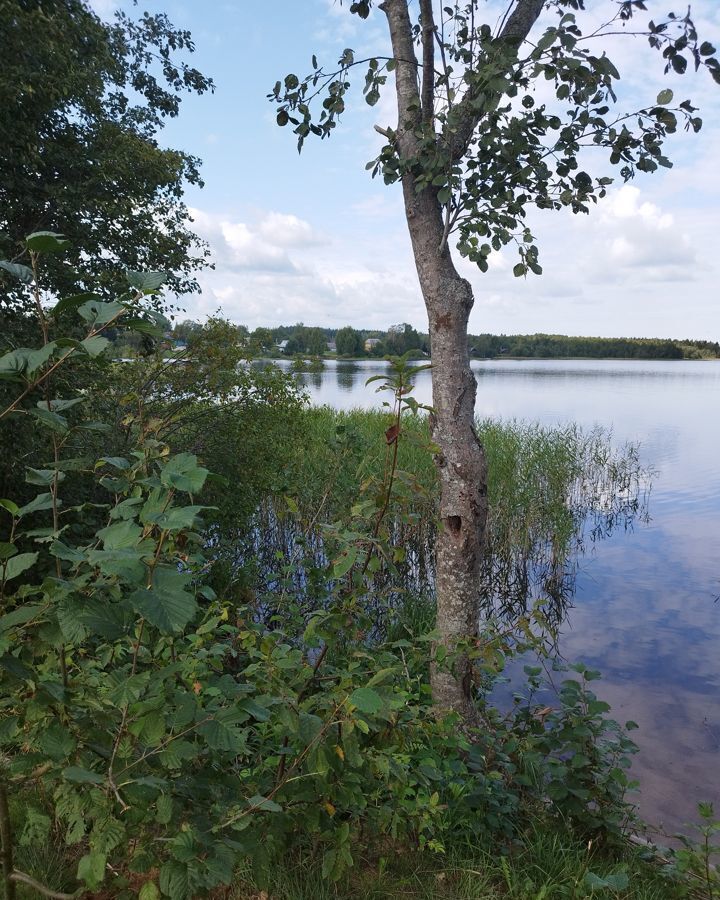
87;548;144;581
130;567;198;634
513;263;526;277
656;88;673;105
0;350;28;378
30;407;69;433
298;712;323;744
63;766;104;784
365;667;397;688
37;397;85;413
333;546;357;578
160;453;208;493
0;542;16;560
124;317;164;337
151;505;208;531
25;231;71;252
25;468;63;487
38;724;76;761
349;686;383;715
0;260;33;283
2;552;38;582
79;599;133;640
0;500;19;517
159;862;189;899
17;493;55;518
0;717;19;744
80;335;110;357
50;292;102;317
56;599;89;643
92;816;125;855
156;795;173;825
127;270;167;293
137;712;166;746
78;298;125;325
97;520;142;550
77;851;107;890
198;718;247;752
0;604;45;633
536;28;557;53
248;794;282;812
25;342;58;373
584;870;629;891
98;456;131;470
139;882;161;900
19;808;51;847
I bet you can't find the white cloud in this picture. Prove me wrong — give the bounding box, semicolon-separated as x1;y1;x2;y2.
182;206;423;330
596;185;696;272
257;211;325;247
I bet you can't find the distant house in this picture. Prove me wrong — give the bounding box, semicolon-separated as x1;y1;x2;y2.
326;341;337;352
277;340;290;352
364;338;381;352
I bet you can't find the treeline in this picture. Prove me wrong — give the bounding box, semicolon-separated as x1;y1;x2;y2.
167;320;720;361
468;333;720;360
169;320;428;358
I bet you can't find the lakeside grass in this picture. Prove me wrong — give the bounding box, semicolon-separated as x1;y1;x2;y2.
227;826;684;899
8;815;689;899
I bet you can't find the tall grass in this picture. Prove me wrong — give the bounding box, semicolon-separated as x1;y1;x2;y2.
220;407;650;630
227;823;681;899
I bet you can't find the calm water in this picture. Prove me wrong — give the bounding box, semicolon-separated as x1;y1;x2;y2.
289;358;720;835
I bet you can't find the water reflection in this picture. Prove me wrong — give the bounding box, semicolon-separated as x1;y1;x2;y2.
238;426;649;642
336;362;360;393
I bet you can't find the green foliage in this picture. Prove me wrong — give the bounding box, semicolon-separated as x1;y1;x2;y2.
270;4;718;273
669;803;720;898
0;241;708;900
335;325;364;357
0;0;211;307
510;663;640;836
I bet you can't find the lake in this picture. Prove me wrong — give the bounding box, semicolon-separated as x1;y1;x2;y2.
286;357;720;837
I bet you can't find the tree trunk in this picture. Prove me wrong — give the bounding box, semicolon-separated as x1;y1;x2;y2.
377;0;560;715
404;188;489;717
380;0;489;717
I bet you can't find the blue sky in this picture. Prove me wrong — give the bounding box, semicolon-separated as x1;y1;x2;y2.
93;0;720;340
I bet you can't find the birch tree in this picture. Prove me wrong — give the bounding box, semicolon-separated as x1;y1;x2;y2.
270;0;719;717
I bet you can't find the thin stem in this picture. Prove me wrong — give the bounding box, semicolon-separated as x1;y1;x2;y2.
420;0;436;125
0;779;16;900
225;698;348;832
8;871;80;900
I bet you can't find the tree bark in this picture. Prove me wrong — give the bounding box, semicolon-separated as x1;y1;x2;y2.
381;0;488;717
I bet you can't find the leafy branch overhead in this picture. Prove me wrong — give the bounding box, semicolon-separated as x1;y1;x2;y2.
269;0;719;274
0;1;214;306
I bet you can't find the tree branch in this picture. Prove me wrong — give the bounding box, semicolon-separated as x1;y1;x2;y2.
420;0;436;125
379;0;422;149
444;0;546;162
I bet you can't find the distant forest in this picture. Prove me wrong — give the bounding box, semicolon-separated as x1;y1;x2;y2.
118;320;720;361
467;332;720;360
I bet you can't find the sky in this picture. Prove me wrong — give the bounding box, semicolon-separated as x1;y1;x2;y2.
92;0;720;340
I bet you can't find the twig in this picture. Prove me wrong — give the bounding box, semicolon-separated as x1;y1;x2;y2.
9;870;82;899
